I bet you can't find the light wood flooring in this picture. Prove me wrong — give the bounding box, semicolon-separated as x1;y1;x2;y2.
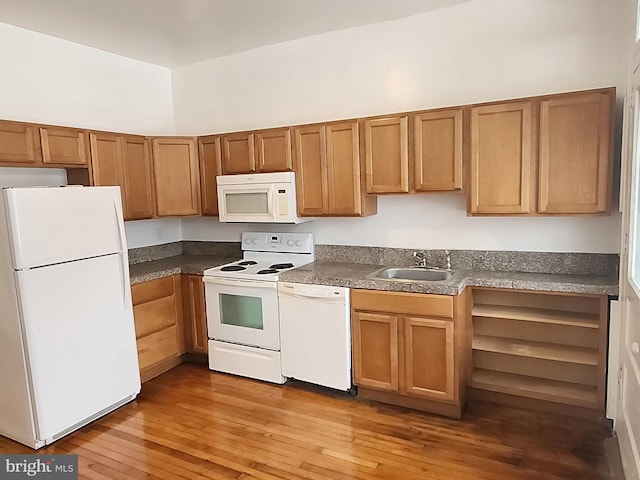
0;363;618;479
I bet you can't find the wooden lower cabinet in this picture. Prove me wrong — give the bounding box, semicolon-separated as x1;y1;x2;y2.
182;274;208;354
131;275;184;382
469;288;609;415
352;289;469;417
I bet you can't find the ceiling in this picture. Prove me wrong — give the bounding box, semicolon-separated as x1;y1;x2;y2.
0;0;470;67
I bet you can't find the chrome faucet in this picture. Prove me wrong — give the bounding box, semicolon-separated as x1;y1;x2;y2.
412;251;428;268
412;250;452;271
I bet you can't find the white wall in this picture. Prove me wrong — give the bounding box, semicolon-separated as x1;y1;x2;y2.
124;219;183;249
0;23;174;135
182;194;620;253
173;0;628;253
0;22;178;247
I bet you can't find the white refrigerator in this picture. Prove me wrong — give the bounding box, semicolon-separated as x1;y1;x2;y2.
0;186;141;449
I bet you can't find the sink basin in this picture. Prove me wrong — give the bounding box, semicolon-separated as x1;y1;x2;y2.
369;267;453;282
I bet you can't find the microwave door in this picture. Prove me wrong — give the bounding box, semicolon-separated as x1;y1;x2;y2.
218;185;275;222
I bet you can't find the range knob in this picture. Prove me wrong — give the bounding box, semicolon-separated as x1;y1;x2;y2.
287;239;294;246
251;238;258;245
244;237;252;244
295;240;303;247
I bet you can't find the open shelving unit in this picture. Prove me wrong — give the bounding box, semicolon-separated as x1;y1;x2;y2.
469;289;608;411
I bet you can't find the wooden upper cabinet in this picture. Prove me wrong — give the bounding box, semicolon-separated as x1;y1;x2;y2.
403;316;455;402
40;126;88;166
89;133;123;188
222;132;255;174
0;121;40;164
121;136;154;220
352;311;399;392
414;109;463;192
326;121;365;215
89;133;153;220
364;116;409;194
255;127;293;172
294;121;376;217
152;138;200;217
198;135;222;216
538;91;613;214
293;125;328;216
469;101;533;214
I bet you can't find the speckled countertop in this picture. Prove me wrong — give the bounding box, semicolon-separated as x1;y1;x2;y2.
127;242;618;295
278;262;619;296
129;255;238;285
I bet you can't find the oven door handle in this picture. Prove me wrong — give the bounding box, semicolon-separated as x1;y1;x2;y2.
203;276;277;289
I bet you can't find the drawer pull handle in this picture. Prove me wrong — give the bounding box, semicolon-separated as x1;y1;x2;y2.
632;342;640;356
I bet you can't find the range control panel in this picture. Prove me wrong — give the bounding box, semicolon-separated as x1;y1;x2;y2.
241;232;314;254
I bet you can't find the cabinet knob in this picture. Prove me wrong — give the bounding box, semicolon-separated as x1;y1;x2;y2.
632;342;640;355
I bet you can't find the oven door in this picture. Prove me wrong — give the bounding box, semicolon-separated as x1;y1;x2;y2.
217;183;275;223
203;276;280;350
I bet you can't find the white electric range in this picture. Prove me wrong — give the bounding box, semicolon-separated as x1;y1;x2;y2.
202;232;314;384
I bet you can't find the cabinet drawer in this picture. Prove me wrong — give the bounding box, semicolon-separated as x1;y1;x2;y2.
352;289;453;318
131;276;175;306
137;325;180;371
133;295;177;338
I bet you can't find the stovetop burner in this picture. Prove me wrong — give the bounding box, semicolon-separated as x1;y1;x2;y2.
256;269;279;275
238;260;258;266
220;265;246;272
269;263;294;270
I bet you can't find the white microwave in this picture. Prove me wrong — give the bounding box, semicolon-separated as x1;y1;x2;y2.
217;172;309;223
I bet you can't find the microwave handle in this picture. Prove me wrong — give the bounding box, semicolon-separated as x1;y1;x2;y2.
267;187;274;217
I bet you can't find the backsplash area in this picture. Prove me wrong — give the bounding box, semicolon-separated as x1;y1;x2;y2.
129;241;619;277
315;246;619;277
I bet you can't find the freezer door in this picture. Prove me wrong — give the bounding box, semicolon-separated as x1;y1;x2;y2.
4;186;126;270
15;253;140;441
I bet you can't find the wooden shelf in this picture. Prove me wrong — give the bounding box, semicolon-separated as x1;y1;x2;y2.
472;335;598;366
471;369;598;408
472;304;599;329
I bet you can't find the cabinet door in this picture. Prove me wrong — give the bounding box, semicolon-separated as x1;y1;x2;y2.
403;316;455;402
122;135;154;220
222;132;255;174
469;102;533;214
414;109;463;191
539;91;612;214
0;121;39;164
293;125;328;216
256;127;293;172
198;135;222;216
364;116;409;193
326;121;363;215
152;138;200;217
182;275;208;354
352;311;399;392
40;127;88;166
89;132;125;207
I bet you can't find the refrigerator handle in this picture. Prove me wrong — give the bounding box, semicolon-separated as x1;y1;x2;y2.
113;197;131;308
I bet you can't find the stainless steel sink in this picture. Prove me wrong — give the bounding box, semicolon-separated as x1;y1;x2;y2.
368;267;453;282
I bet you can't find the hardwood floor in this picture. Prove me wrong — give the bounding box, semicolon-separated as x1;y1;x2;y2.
0;363;616;479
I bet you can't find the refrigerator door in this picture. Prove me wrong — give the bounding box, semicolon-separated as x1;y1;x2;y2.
4;186;125;270
15;253;140;442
